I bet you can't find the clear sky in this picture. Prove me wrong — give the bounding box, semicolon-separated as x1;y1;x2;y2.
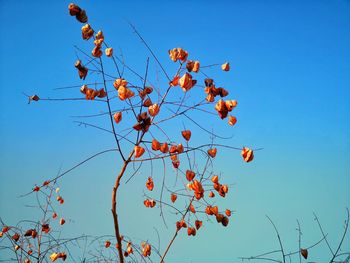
0;0;349;262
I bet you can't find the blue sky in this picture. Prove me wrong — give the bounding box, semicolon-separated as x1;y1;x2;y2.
0;0;349;262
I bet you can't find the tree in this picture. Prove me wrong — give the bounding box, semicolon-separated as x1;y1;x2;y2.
1;3;255;262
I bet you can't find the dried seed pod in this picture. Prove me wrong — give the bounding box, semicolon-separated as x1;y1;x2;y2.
168;47;188;62
113;78;128;89
113;112;122;124
195;220;202;230
192;180;204;200
81;24;94;40
193;61;200;73
118;86;134;100
92;46;102;58
300;248;308;259
186;170;195;181
143;98;152;107
134;146;145;158
97;88;107;98
105;240;111;248
181;130;191;141
228;116;237;126
207;148;217;158
189;204;196;213
215;99;229;119
52;212;58;219
221;184;229;193
104;47;113;57
177;144;184;153
160;142;169;153
29;95;40;103
216;214;224;223
209;191;215;198
76;9;88;23
222;216;229;227
170;75;180;86
225;209;232;217
141;243;151;257
151;139;161;151
68;3;81;16
221;62;230;71
41;224;50;234
95;30;104;41
170;193;177;203
179;73;196;92
226;100;238;111
148;103;160;116
187;227;196;236
146;177;154;191
172;159;180;169
59;218;65;225
213;182;221;191
211;175;219;184
186;60;195;72
12;233;20;242
241;147;254;162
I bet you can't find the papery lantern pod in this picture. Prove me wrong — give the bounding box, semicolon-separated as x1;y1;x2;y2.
215;99;229;119
168;48;179;62
241;147;254;162
211;206;219;216
218;187;226;197
169;145;177;154
195;220;203;230
29;95;40;103
113;112;122;124
0;232;3;237
92;46;103;58
186;170;195;181
144;86;153;94
137;112;148;121
217;87;229;97
146;177;154;191
172;159;180;169
192;180;204;200
12;233;20;242
213;182;221;191
222;216;229;227
143;199;150;207
300;248;308;259
160;142;169;153
43;180;50;186
186;60;195;72
170;154;178;161
179;72;195;92
193;61;200;73
68;3;81;16
105;47;113;57
113;78;128;89
24;258;31;263
216;214;224;223
95;30;104;41
207;148;217;158
149;199;156;208
28;250;33;255
225;209;232;217
177;144;184;153
142;243;151;257
50;252;59;262
221;62;230;71
134;146;145;158
80;85;87;94
105;240;111;248
94;39;103;48
24;229;34;237
118;86;134;100
31;229;37;238
225;100;238;111
181;130;191;141
33;186;40;192
228;116;237;126
206;93;215;102
143;98;152;107
81;24;94;40
170;193;177;203
209;191;215;198
170;75;180;87
187;227;196;236
127;242;133;254
221;184;229;193
74;60;88;80
151;139;161;151
2;226;10;233
42;224;50;234
204;78;214;87
14;245;20;251
211;175;219;184
59;218;65;225
97;88;107;98
133;123;143;131
148;103;160;117
57;252;67;261
189;204;196;213
205;206;213;215
178;48;188;62
76;9;88;23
